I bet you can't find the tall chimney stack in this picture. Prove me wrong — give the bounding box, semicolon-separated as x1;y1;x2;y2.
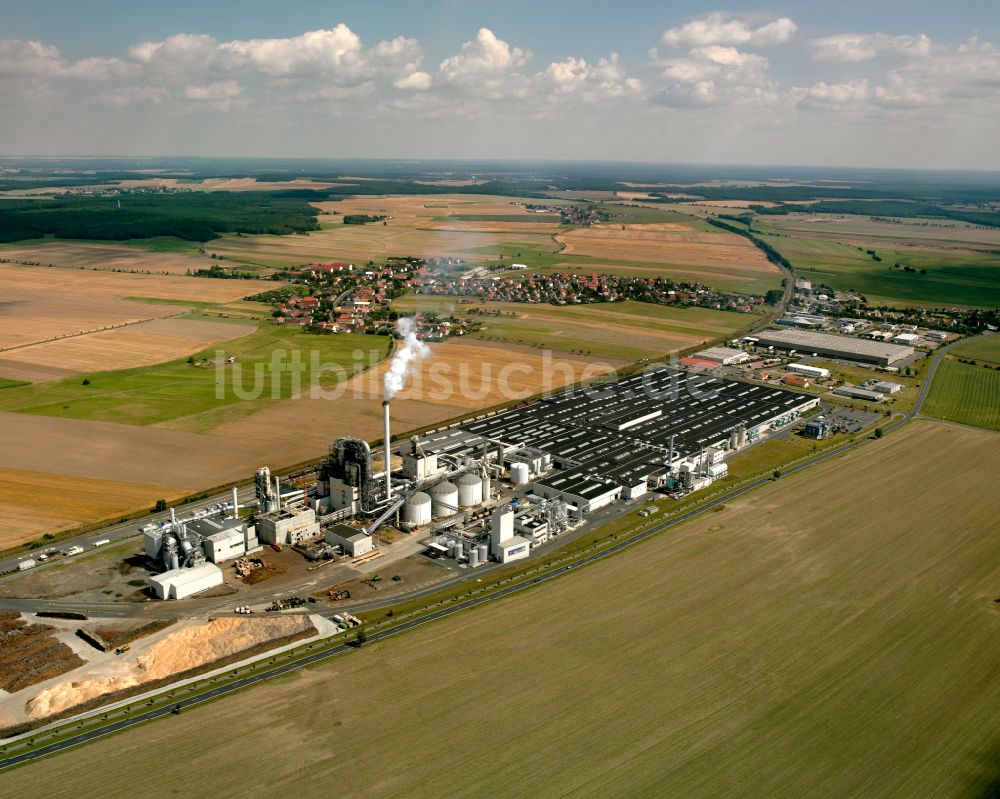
231;486;239;520
383;400;393;500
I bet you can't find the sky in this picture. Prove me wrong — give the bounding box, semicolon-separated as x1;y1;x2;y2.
1;0;998;169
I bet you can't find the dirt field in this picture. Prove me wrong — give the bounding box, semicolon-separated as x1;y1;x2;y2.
557;223;772;271
0;263;270;350
7;420;997;796
0;241;217;275
209;339;613;446
0;316;255;378
0;468;188;548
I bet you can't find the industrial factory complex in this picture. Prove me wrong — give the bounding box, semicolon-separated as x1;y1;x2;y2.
135;365;819;598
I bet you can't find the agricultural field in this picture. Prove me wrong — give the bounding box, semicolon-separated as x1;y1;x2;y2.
208;338;612;446
752;215;1000;307
8;421;998;797
948;334;1000;364
923;359;1000;431
394;295;758;362
0;264;276;382
206;193;780;294
0;327;390;427
0;467;188;547
0;239;216;275
555;222;779;295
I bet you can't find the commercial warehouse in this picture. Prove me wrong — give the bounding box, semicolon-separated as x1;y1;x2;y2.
753;329;914;366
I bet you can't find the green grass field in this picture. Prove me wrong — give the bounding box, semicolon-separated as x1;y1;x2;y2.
0;326;389;429
756;227;1000;307
0;377;30;389
923;358;1000;431
949;335;1000;364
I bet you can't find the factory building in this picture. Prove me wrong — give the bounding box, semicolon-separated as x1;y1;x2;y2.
754;329;914;366
873;380;904;394
833;385;885;402
149;562;224;600
788;363;831;379
804;417;833;439
325;524;374;557
256;506;320;546
184;517;259;564
689;346;750;366
892;333;919;346
489;507;531;564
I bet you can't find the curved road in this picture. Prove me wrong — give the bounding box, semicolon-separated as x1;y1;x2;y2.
0;334;973;770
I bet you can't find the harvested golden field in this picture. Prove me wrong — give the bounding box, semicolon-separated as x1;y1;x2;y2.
0;467;187;547
210;339;610;444
0;316;255;377
207;193;563;266
0;264;270;348
557;222;766;266
8;421;999;797
0;241;216;275
0;411;306;491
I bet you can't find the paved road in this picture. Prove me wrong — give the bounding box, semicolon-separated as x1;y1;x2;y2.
0;410;904;770
0;333;976;769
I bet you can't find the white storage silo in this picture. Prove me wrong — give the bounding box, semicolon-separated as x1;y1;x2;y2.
477;543;489;563
431;481;459;517
509;462;530;485
482;474;491;501
457;473;484;507
404;491;432;526
468;547;479;567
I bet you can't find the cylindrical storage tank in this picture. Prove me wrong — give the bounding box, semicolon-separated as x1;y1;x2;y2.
478;544;489;563
431;481;458;517
458;473;484;507
468;548;479;567
451;540;462;560
509;462;530;486
404;491;432;526
729;430;739;450
737;425;747;446
481;474;491;501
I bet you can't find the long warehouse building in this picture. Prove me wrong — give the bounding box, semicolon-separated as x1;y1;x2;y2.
413;366;819;507
753;328;914;366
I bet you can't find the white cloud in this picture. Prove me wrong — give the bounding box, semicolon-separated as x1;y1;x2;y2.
438;28;530;84
810;32;932;63
394;71;432;91
662;12;797;49
183;79;243;110
0;38;128;79
98;85;168;107
542;53;642;102
130;26;422;85
656;45;774;107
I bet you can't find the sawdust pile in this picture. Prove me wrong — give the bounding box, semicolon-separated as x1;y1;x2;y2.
26;616;312;720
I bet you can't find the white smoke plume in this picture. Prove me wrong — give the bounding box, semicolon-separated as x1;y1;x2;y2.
383;316;430;399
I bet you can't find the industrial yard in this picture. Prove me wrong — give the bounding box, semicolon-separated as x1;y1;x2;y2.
5;419;996;796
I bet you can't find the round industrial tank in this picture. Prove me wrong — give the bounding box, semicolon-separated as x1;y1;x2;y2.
457;473;484;507
482;474;492;501
431;481;459;517
451;540;463;560
729;430;739;450
403;491;432;526
468;547;479;567
509;462;530;486
477;544;489;563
